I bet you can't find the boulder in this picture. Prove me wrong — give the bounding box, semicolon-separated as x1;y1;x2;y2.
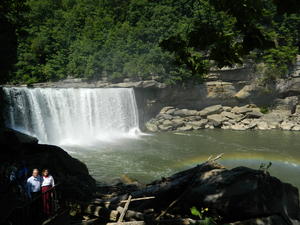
273;96;298;112
221;111;240;120
292;125;300;131
185;166;300;224
256;121;270;130
0;128;39;145
173;109;198;117
176;125;193;131
295;105;300;114
172;118;185;127
145;122;158;132
222;106;232;112
157;113;173;120
160;106;175;114
230;124;249;130
158;124;173;131
231;106;253;114
246;110;263;118
207;114;227;127
280;121;295;131
162;120;173;126
187;119;208;129
199;105;223;117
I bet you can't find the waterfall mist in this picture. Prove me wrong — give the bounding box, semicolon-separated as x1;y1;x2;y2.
3;87;141;145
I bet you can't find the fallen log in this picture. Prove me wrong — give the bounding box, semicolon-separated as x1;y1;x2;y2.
108;161;224;206
118;195;132;223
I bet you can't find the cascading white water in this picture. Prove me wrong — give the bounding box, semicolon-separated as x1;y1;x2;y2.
3;87;141;145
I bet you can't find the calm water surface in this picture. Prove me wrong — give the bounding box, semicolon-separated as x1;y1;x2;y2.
63;130;300;188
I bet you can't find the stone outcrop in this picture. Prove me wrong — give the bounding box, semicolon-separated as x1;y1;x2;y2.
145;104;300;132
0;128;96;201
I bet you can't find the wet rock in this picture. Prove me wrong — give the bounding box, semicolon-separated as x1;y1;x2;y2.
176;125;193;131
246;110;263;118
207;114;227;127
230;124;249;130
280;121;295;130
162;120;173;126
145;122;158;132
187;119;208;129
158;124;173;131
292;125;300;131
172;118;185;127
231;106;253;114
199;105;223;117
160;106;176;114
222;106;232;112
173;109;198;117
256;121;270;130
221;111;240;120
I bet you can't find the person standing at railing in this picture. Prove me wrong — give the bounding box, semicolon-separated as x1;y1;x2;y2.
41;169;55;217
26;169;43;224
26;169;42;199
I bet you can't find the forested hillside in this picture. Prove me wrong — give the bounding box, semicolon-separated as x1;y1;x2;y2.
1;0;300;84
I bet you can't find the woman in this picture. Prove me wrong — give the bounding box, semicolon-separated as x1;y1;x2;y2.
41;169;55;217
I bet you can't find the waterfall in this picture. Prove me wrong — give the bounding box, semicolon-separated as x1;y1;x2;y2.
3;87;141;145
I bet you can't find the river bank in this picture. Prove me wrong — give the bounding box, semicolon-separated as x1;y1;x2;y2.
145;104;300;132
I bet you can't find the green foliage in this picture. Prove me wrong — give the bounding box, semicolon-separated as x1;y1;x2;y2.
1;0;300;84
260;106;269;114
190;206;218;225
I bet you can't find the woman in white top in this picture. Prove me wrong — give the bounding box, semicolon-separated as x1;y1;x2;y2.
41;169;55;217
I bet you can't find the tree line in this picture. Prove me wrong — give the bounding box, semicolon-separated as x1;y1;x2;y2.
1;0;300;84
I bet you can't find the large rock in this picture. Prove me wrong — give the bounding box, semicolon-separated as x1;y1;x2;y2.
173;109;198;117
159;106;175;114
231;106;253;114
0;129;96;201
199;105;223;117
158;124;173;131
176;125;193;131
207;114;227;127
185;166;300;224
145;122;158;132
246;109;263;118
187;119;208;129
256;121;271;130
274;96;298;112
171;118;185;127
0;128;38;145
221;111;240;120
280;121;295;131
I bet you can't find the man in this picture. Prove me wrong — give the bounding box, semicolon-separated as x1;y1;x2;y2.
26;168;42;199
26;169;43;224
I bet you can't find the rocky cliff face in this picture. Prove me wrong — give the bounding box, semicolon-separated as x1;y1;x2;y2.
135;59;300;128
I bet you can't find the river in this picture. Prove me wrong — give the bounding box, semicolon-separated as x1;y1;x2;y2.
63;129;300;188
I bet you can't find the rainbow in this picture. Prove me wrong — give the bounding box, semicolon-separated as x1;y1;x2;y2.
174;152;300;169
